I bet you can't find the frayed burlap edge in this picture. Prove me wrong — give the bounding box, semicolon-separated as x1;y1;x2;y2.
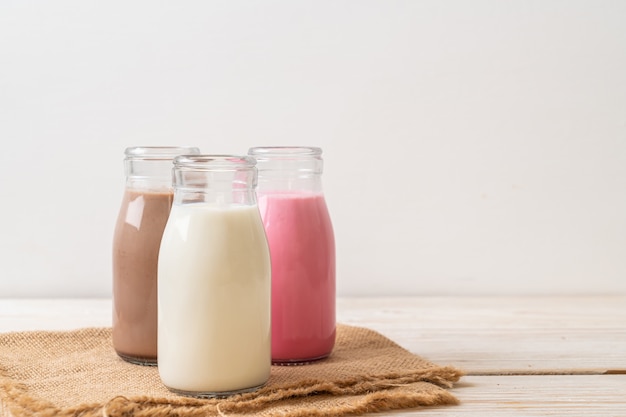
1;366;463;417
102;385;459;417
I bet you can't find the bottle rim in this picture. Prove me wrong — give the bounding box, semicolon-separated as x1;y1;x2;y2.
174;155;257;170
248;146;322;158
124;146;201;160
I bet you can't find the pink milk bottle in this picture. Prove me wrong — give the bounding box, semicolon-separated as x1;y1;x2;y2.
248;146;336;364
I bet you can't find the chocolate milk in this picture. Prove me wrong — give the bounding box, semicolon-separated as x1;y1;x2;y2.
112;189;173;364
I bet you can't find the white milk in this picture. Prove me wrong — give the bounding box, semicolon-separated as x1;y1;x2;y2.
157;203;271;396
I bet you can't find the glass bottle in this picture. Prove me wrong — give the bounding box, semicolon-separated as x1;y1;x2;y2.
158;155;271;397
248;146;336;364
112;146;200;365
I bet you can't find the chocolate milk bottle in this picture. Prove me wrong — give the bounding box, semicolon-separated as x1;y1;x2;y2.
112;146;200;365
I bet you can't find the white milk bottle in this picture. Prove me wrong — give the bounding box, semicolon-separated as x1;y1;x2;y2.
157;155;271;397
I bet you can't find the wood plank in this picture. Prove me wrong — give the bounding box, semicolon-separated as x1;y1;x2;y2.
337;296;626;375
391;375;626;416
0;298;111;331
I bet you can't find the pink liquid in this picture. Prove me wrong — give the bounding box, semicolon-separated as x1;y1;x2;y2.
257;192;336;363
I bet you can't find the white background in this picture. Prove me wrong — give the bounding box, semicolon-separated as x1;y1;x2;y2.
1;0;625;297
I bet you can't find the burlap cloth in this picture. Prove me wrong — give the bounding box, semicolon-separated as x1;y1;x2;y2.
0;324;463;417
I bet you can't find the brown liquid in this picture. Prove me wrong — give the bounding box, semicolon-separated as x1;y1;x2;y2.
112;189;173;364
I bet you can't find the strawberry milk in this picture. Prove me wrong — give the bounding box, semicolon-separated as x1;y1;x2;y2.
257;191;336;363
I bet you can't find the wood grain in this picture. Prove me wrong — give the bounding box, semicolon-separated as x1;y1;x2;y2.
337;296;626;374
412;375;626;416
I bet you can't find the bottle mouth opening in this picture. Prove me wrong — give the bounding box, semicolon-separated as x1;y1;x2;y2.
174;155;257;170
125;146;201;160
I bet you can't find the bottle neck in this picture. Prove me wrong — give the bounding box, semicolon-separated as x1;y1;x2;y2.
249;146;324;194
125;159;176;191
123;146;200;192
172;155;258;206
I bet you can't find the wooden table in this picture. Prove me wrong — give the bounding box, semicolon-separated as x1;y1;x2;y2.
1;296;624;416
